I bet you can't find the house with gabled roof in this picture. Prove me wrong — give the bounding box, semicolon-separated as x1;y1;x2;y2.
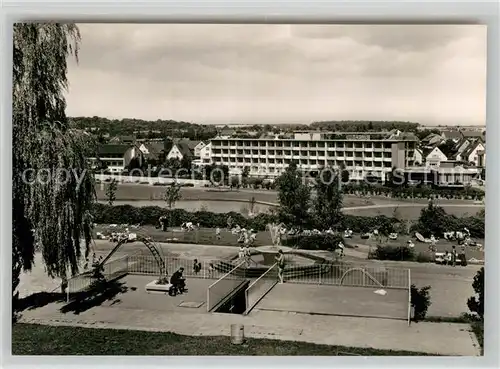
89;144;143;173
166;140;194;161
139;141;165;165
423;146;447;168
458;140;485;167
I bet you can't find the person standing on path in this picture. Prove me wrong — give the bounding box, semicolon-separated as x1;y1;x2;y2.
275;249;285;284
451;245;457;267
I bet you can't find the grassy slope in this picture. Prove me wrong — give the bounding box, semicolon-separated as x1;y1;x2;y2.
12;323;434;356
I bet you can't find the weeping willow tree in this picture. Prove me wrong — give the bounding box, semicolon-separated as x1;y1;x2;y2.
12;23;96;303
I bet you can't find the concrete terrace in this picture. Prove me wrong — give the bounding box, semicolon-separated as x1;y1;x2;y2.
16;275;480;356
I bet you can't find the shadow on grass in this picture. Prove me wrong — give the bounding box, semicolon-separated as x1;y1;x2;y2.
14;277;130;317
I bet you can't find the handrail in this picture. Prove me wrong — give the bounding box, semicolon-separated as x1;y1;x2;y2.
207;261;246;290
207;261;246;312
247;262;277;290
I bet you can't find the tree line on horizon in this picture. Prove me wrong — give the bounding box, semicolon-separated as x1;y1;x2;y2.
70;116;433;142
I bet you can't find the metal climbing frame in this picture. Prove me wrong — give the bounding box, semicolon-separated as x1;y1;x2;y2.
97;229;167;279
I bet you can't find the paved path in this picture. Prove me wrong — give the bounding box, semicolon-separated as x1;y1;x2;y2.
18;300;480;356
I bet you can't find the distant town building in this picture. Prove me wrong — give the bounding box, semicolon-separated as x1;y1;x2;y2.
209;130;418;180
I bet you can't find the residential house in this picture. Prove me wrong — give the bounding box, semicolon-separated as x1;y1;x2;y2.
138;142;165;165
414;148;424;166
192;141;207;157
179;139;201;155
458;140;485;167
89;144;143;173
423;146;447;168
166;141;194;161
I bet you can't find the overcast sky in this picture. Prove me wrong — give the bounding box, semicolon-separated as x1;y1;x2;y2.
65;24;487;126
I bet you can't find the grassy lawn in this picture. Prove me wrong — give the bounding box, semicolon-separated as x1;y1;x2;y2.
343;204;483;220
95;184;375;208
12;323;434;356
94;226;273;247
349;234;484;261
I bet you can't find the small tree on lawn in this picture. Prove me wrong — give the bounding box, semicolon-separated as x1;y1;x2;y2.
276;162;311;231
163;182;182;209
105;179;118;206
467;267;484;320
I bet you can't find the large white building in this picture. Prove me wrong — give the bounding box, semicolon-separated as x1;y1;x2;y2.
209;131;419;180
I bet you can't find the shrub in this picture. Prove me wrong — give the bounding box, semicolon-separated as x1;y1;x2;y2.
91;203;275;231
370;246;415;261
415;252;433;263
282;234;344;251
467;267;484;320
411;284;431;322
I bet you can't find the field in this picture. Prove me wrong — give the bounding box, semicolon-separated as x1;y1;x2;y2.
343;205;483;219
12;323;432;356
93;224;484;261
94;225;272;247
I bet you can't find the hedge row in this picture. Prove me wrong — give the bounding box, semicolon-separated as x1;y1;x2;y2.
91;204;484;238
282;234;344;251
368;245;416;262
341;184;484;201
92;203;275;231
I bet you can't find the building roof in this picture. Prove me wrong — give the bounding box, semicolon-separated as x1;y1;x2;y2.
141;142;164;159
422;146;446;159
461;140;483;160
453;137;471;152
97;144;131;156
179;139;201;151
171;141;194;159
461;130;484;139
441;130;463;140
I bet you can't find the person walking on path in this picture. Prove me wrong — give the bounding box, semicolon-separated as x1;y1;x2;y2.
451;245;458;267
275;249;285;284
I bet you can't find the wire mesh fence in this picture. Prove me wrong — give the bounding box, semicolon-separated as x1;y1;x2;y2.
126;254;227;280
207;262;247;312
245;263;278;314
284;263;410;289
124;255;409;289
67;255;129;296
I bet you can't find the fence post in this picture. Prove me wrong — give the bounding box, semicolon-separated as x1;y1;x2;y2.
319;266;322;285
66;282;70;303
